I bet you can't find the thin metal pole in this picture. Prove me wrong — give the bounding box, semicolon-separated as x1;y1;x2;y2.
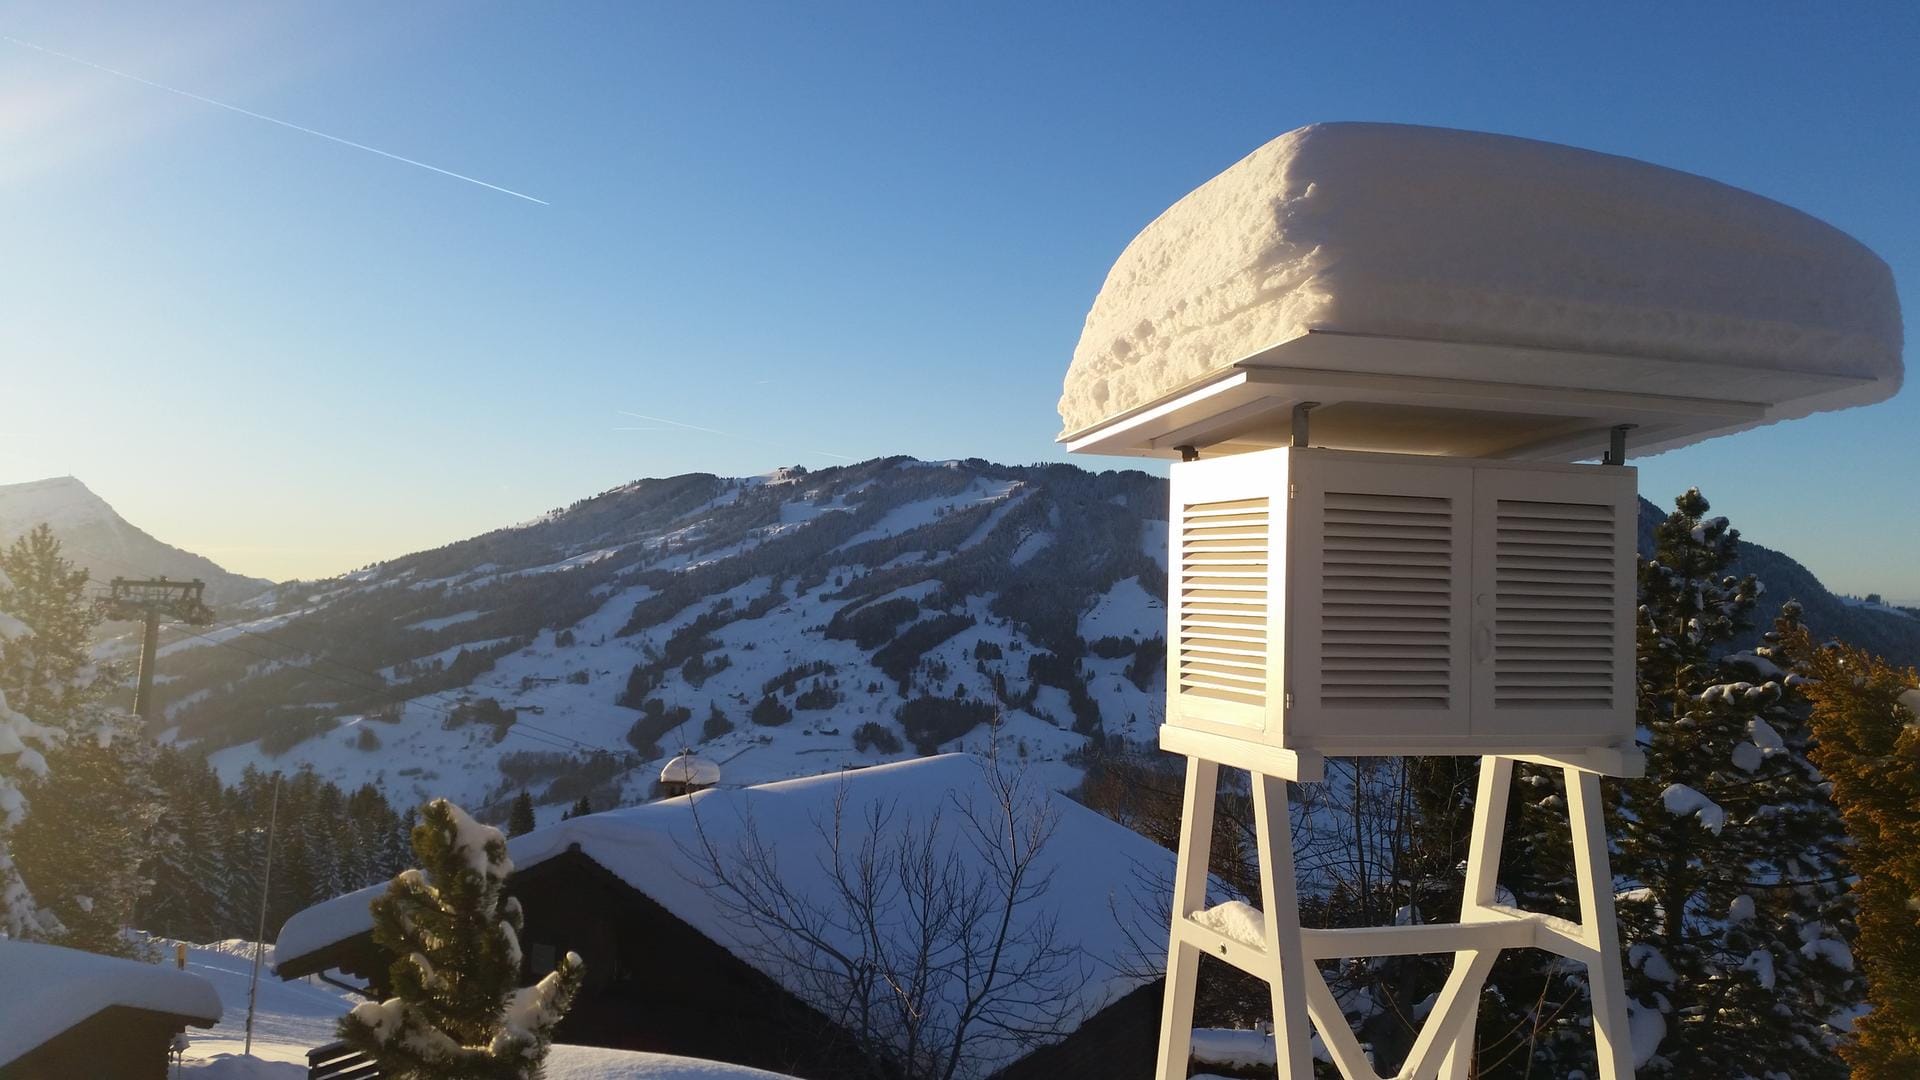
134;610;160;720
245;775;280;1057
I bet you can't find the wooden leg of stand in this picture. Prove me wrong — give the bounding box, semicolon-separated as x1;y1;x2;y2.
1567;767;1634;1080
1156;757;1219;1080
1252;771;1314;1079
1441;756;1513;1080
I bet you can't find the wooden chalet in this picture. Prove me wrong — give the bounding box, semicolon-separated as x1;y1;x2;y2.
0;938;222;1080
275;754;1171;1078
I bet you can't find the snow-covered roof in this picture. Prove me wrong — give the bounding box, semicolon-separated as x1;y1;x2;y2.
659;753;721;787
546;1045;799;1079
1060;122;1903;460
0;938;223;1066
277;754;1172;1073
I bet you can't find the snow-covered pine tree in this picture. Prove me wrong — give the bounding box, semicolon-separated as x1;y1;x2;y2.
1777;622;1920;1078
1611;490;1857;1077
339;798;582;1079
138;747;229;942
507;792;536;837
0;526;161;955
0;558;63;940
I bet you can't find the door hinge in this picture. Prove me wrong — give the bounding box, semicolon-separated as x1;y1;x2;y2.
1283;691;1293;710
1288;483;1297;500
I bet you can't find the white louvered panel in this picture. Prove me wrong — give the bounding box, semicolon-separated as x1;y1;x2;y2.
1177;497;1269;707
1492;499;1616;709
1318;491;1454;709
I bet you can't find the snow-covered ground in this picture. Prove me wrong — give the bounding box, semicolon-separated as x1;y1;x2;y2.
171;939;350;1068
168;938;795;1079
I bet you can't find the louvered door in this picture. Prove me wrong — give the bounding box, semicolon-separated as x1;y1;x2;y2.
1288;452;1473;745
1166;449;1288;741
1469;467;1636;744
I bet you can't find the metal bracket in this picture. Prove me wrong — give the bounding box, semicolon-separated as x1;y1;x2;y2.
1602;424;1636;466
1174;444;1199;462
1291;401;1320;448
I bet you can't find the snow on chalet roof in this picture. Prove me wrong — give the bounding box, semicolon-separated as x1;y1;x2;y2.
546;1045;800;1079
0;938;223;1066
659;753;720;787
1060;122;1903;459
277;754;1173;1072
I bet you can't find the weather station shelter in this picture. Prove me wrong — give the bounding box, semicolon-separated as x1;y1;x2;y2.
1059;122;1903;1079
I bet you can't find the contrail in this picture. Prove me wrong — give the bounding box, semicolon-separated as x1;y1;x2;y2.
618;410;858;462
2;34;547;205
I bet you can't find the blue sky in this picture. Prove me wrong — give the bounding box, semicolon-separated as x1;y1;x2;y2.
2;2;1914;599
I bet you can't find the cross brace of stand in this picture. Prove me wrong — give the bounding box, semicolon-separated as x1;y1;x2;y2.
1153;727;1641;1080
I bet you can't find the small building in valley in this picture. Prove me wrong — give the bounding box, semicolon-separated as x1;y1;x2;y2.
656;752;722;798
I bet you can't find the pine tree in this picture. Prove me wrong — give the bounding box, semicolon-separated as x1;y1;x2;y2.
565;796;592;820
339;799;582;1078
0;527;160;955
1779;622;1920;1077
506;792;535;837
1608;491;1856;1077
138;748;227;942
0;558;62;940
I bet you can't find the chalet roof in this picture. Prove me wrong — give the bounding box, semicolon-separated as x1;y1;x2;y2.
0;938;223;1067
277;754;1174;1074
547;1044;798;1078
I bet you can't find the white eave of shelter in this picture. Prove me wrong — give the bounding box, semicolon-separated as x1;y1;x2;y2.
1060;328;1877;461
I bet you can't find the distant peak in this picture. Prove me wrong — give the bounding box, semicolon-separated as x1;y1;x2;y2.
3;475;95;494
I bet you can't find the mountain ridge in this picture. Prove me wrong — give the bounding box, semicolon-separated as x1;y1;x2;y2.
0;476;273;607
109;456;1920;825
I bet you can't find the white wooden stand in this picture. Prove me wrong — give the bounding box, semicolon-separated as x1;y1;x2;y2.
1154;726;1642;1080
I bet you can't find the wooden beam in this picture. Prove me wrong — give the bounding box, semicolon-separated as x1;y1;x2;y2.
1157;725;1325;782
1297;918;1532;960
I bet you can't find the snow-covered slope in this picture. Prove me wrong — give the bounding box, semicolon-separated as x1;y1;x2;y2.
162;458;1168;821
151;457;1920;824
0;477;272;606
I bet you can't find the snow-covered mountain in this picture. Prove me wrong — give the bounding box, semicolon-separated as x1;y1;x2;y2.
144;457;1920;824
0;477;272;607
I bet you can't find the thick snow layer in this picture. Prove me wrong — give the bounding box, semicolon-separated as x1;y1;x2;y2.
1660;783;1726;834
1061;122;1902;438
277;755;1173;1074
0;938;223;1066
1627;998;1667;1069
181;1056;306;1079
1192;899;1266;949
545;1046;799;1079
1191;1028;1274;1068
